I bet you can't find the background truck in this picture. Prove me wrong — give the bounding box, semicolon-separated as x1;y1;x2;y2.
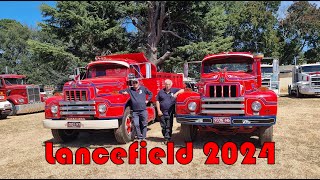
0;91;12;119
261;56;280;96
288;63;320;97
0;74;45;115
176;52;278;146
43;53;184;144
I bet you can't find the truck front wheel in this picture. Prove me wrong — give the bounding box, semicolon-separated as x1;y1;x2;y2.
259;126;273;146
114;107;135;144
51;129;79;143
8;102;17;116
296;88;302;98
181;124;198;142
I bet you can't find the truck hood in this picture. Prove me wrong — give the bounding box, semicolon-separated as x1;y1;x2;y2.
5;84;37;90
64;77;128;95
201;72;256;82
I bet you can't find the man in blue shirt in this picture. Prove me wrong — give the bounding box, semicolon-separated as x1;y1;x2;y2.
119;79;153;141
156;79;184;144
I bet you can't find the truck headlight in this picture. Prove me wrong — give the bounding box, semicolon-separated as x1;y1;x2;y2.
98;104;106;113
188;102;197;111
251;101;262;112
18;99;24;103
51;105;58;114
0;96;5;100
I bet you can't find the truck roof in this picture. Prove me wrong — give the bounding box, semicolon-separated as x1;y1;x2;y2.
0;74;26;78
203;52;254;62
92;53;156;66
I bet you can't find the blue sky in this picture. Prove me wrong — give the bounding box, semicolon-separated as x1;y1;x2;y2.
0;1;319;30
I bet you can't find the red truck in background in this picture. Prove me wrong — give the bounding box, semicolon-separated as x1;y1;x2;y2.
43;53;184;144
0;74;45;115
176;52;278;146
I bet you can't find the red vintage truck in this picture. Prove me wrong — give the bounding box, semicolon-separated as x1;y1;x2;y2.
43;53;184;144
176;52;277;146
0;74;45;115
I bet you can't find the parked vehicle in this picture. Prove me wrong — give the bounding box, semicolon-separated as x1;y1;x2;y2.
0;91;12;119
288;63;320;97
261;56;280;96
0;74;45;115
176;52;278;146
43;53;184;144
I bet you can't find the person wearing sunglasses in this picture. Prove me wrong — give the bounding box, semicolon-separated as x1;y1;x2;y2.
119;78;153;142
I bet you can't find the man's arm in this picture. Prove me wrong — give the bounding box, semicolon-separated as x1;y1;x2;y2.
119;88;128;94
173;88;184;98
156;101;163;116
144;87;153;101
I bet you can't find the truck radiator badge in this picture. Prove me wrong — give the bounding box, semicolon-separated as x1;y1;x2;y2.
219;77;225;83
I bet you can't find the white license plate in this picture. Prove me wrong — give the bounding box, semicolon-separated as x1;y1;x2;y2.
67;122;81;128
213;117;231;124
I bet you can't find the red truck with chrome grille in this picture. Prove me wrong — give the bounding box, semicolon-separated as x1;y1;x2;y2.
176;52;278;146
43;53;184;144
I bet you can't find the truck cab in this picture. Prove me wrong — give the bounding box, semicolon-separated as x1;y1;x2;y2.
176;52;278;146
0;74;45;115
43;53;184;144
288;63;320;97
261;57;280;96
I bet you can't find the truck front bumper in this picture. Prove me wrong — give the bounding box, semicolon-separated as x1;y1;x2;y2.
16;102;45;114
43;119;119;129
0;101;12;115
299;86;320;95
176;115;276;126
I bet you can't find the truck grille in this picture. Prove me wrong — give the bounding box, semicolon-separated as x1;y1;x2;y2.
201;97;245;115
262;78;271;88
59;101;96;115
65;90;87;101
209;85;238;97
27;86;41;103
311;77;320;88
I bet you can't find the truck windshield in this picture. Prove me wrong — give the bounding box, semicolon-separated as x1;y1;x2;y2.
301;65;320;72
4;78;26;85
203;62;253;73
262;67;273;74
87;64;128;78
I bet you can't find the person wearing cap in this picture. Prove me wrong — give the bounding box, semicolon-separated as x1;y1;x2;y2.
119;79;153;141
156;79;184;144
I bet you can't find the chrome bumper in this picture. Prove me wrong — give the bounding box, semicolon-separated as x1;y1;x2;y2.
43;119;119;129
16;102;45;114
299;86;320;95
0;101;12;115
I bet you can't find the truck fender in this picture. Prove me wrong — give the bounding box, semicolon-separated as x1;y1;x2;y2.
7;95;26;105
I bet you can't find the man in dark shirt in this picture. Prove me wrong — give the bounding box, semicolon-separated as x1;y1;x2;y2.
119;79;153;141
156;79;184;144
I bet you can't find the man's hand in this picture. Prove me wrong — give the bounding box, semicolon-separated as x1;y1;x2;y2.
145;100;149;104
173;93;178;98
158;110;163;117
122;91;128;95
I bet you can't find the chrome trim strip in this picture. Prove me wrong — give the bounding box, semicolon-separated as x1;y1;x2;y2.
60;111;96;115
201;104;244;108
201;110;245;114
60;106;95;110
201;97;244;102
59;101;95;105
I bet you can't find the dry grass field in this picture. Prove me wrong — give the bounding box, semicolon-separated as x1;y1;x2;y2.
0;83;319;178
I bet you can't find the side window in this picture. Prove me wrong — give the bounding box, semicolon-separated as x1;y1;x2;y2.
130;65;141;78
0;79;2;87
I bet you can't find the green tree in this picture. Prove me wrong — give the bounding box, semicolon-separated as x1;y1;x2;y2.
39;1;129;62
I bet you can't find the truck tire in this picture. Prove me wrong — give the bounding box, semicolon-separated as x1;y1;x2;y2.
51;129;79;143
296;88;301;98
0;114;8;119
114;107;135;144
8;102;17;116
259;126;273;146
288;85;292;96
181;124;198;142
